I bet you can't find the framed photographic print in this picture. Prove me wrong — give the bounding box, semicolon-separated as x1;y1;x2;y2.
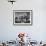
13;10;33;26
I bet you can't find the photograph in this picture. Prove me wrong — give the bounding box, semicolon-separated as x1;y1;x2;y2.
0;0;46;46
13;10;32;25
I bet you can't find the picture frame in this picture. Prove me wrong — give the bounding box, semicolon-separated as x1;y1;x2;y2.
13;10;33;26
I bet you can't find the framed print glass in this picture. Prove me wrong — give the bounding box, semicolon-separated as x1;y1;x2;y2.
13;10;33;26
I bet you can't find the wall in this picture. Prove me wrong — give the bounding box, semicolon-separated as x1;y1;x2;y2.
0;0;46;42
